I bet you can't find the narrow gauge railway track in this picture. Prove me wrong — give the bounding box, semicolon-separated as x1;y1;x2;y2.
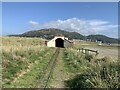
34;48;60;88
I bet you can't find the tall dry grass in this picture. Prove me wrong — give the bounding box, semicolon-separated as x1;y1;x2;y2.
63;48;119;88
2;36;51;87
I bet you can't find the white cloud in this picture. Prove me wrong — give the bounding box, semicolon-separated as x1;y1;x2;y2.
28;20;39;30
28;18;118;37
40;18;118;36
29;20;39;25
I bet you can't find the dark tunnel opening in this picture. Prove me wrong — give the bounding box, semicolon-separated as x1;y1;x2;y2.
55;38;64;48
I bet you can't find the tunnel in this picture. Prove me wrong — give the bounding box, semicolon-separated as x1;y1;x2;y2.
55;38;64;48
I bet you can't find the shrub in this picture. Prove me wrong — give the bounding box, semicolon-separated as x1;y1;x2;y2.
65;73;94;88
63;48;119;88
85;54;93;62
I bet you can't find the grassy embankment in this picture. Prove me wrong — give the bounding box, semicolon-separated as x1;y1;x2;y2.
1;37;119;88
63;48;119;88
2;37;56;88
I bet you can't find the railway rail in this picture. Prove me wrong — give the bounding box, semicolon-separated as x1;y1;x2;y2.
34;48;60;89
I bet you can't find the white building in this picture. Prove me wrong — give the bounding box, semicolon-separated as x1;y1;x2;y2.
96;40;102;45
47;36;72;48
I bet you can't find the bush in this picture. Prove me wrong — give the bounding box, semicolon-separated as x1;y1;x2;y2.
85;54;93;62
65;73;94;88
63;49;119;88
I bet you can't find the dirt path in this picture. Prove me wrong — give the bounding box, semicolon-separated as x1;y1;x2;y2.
49;48;67;88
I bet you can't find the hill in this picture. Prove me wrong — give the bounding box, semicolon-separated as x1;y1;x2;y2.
9;28;118;43
11;28;85;40
87;35;118;43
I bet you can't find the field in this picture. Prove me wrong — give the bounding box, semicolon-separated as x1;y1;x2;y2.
1;37;119;88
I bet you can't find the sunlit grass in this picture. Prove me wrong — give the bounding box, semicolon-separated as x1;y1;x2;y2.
2;36;56;88
2;36;119;88
63;48;119;88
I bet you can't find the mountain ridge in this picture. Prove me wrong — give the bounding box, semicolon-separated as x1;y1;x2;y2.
9;28;118;43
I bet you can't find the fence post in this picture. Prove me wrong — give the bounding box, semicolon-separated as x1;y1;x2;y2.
82;48;83;53
95;50;99;56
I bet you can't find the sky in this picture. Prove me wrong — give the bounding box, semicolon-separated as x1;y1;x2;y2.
2;2;118;38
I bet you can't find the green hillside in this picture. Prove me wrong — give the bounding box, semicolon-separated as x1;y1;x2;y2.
87;35;118;43
15;28;85;40
9;28;118;43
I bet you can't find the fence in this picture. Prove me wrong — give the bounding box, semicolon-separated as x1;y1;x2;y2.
77;48;99;55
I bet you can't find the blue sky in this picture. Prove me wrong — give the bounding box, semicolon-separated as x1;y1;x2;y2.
2;2;118;38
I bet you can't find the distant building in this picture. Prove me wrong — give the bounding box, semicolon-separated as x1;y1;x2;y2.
96;40;102;45
98;41;102;45
47;35;72;48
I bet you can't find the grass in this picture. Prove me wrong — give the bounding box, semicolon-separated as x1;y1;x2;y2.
1;36;119;88
2;36;45;46
63;48;90;76
4;48;56;88
2;36;57;88
63;48;119;88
